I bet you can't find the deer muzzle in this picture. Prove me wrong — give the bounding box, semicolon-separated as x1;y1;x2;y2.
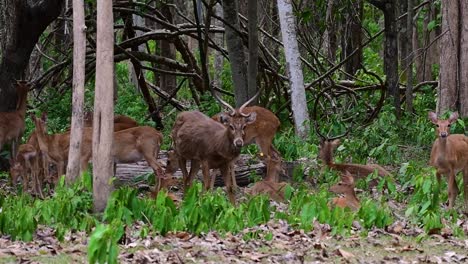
440;132;448;138
234;138;244;147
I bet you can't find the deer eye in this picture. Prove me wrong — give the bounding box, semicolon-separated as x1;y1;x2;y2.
448;124;451;127
229;124;235;130
436;124;439;127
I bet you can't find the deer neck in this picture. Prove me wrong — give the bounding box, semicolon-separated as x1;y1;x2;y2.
16;88;28;119
435;136;450;162
215;128;241;159
320;143;334;165
35;128;51;154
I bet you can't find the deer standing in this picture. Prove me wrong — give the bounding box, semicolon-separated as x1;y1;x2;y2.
171;93;259;204
0;81;30;159
319;138;390;179
329;172;360;211
212;106;282;182
428;111;468;210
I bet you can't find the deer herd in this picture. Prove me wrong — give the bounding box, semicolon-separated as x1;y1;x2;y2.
1;81;468;212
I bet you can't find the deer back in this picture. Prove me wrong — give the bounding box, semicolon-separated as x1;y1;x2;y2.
173;111;237;162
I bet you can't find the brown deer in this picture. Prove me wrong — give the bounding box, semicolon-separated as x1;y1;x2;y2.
212;106;282;182
108;126;165;189
0;81;30;159
171;93;259;204
9;144;43;197
32;113;92;184
329;172;360;211
428;111;468;210
318;138;390;179
245;181;288;202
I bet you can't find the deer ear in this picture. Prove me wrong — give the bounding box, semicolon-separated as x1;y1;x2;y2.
331;139;341;147
449;112;459;123
245;112;257;124
219;113;230;125
428;111;438;124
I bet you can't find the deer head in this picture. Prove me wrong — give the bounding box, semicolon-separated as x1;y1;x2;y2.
211;85;260;148
329;172;355;195
428;111;458;139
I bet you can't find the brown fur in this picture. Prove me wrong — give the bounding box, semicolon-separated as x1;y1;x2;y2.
32;113;92;185
245;180;288;202
428;111;468;210
9;144;42;197
0;81;30;158
84;111;138;127
329;172;360;211
172;111;256;204
213;106;282;182
319;139;390;179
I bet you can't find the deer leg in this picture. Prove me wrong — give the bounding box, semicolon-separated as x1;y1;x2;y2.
32;156;43;198
221;164;236;205
201;162;211;191
447;171;459;209
185;160;200;191
463;168;468;212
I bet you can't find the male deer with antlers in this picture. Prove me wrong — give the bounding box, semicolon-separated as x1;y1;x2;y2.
212;106;281;182
319;138;390;179
0;81;30;160
171;92;259;204
428;111;468;210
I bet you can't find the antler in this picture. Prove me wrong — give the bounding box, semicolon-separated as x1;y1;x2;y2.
238;88;263;117
210;82;236;115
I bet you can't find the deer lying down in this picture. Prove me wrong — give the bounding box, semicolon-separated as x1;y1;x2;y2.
319;139;390;179
212;106;282;182
171;110;256;204
428;111;468;210
245;181;288;202
9;144;43;197
329;172;360;211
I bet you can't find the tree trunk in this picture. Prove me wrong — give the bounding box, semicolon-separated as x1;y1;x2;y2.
93;0;114;213
277;0;310;139
343;0;363;76
0;0;64;111
460;1;468;117
66;0;86;184
221;0;249;107
437;0;459;114
324;0;337;63
128;14;145;92
369;0;400;116
247;0;259;104
405;0;414;113
212;3;224;89
398;0;408;82
159;3;177;96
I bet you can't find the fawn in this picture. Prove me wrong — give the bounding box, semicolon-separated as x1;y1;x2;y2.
329;172;360;211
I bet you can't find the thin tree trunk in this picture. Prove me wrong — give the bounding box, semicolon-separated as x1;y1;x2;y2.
212;3;224;88
160;3;177;96
277;0;310;139
247;0;259;104
459;0;468;117
222;0;248;107
437;0;459;114
398;0;408;82
324;0;337;62
405;0;414;113
93;0;114;213
66;0;86;183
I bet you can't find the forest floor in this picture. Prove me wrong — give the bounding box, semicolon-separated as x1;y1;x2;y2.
0;154;467;263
